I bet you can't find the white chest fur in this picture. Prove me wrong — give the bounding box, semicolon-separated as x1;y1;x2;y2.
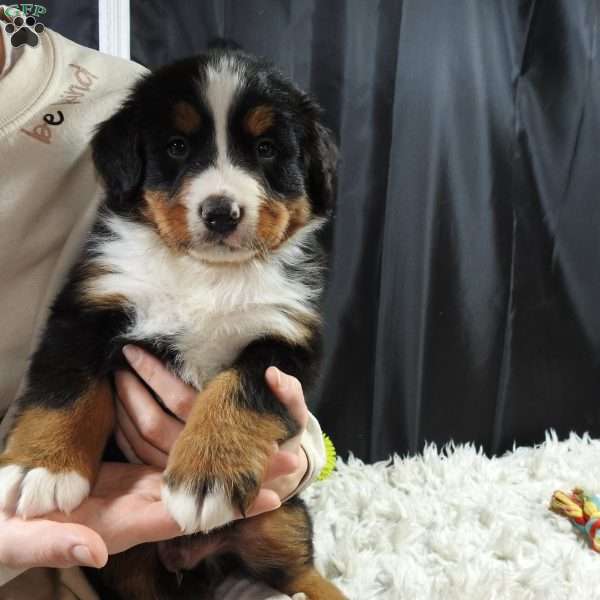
86;214;320;390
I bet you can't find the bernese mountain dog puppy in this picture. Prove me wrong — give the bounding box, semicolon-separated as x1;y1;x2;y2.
0;45;345;599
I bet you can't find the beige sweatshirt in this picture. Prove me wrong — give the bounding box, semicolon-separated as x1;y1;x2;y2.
0;22;325;592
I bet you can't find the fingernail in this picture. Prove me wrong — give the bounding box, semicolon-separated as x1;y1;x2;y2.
267;366;281;388
272;367;287;391
71;545;96;567
122;344;140;366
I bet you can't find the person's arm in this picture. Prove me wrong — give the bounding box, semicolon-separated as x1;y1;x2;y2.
115;346;326;505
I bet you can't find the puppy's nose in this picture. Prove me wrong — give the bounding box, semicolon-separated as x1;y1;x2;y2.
200;196;242;234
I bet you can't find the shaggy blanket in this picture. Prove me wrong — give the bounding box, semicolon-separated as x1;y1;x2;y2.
302;432;600;600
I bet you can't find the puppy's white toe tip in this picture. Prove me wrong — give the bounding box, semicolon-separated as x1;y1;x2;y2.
162;483;200;534
198;485;236;532
0;465;25;512
162;482;236;534
15;468;89;518
54;472;90;513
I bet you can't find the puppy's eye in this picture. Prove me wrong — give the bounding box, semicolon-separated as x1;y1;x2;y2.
166;137;189;159
256;139;277;160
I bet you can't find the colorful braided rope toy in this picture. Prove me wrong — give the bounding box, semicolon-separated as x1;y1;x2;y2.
550;488;600;552
317;433;337;481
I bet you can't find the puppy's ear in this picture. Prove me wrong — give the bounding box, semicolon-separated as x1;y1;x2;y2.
303;104;338;216
92;102;143;197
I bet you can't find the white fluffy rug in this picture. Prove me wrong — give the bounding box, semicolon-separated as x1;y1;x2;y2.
302;432;600;600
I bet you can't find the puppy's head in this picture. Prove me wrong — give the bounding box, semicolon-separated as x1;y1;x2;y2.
92;49;337;263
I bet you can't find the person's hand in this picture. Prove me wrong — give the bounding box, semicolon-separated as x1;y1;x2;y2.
0;513;107;571
0;462;179;571
115;345;309;514
50;463;180;555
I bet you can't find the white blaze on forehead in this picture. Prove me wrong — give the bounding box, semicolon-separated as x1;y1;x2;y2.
188;56;264;249
203;56;244;166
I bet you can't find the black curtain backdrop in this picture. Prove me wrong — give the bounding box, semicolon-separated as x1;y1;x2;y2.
46;1;600;462
42;0;98;49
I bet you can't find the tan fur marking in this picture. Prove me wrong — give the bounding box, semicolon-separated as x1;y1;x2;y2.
1;380;115;480
236;502;311;571
256;197;312;250
245;105;274;137
281;568;348;599
234;504;347;598
143;187;192;252
79;263;127;310
83;292;128;310
79;262;114;282
286;197;312;238
257;200;290;248
174;101;201;133
80;285;127;311
166;370;286;500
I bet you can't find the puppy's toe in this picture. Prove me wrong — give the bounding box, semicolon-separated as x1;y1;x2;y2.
162;481;236;534
17;468;90;518
0;464;25;512
0;464;90;518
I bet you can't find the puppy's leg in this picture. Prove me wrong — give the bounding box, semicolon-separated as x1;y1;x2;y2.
0;260;128;518
233;500;346;600
162;337;314;534
0;378;114;517
162;368;289;534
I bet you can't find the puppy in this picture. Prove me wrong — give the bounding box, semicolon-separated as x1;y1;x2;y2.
0;45;344;599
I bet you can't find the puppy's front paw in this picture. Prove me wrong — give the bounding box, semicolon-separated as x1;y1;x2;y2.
162;370;289;534
162;444;266;534
0;383;113;518
0;461;90;518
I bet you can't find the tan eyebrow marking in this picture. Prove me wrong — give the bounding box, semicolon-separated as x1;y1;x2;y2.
244;105;274;137
174;101;201;133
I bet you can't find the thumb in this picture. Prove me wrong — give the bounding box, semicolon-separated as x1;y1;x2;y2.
265;367;308;429
0;519;108;570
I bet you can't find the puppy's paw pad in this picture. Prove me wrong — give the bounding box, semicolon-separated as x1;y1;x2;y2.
5;467;89;518
162;482;236;534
